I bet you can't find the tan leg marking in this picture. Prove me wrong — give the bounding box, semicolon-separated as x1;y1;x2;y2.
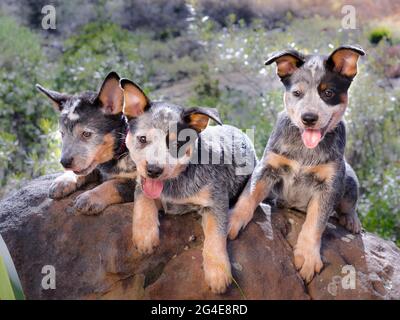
202;211;232;294
294;196;324;283
228;179;267;240
132;193;160;254
266;152;297;169
170;186;212;207
305;162;336;182
74;178;125;215
229;152;296;240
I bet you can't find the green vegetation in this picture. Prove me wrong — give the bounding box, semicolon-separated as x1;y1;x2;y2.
368;27;392;45
0;16;59;194
0;5;399;245
0;234;25;300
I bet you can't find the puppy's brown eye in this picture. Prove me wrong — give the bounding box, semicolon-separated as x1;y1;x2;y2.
292;90;302;97
324;89;334;98
60;131;65;138
138;136;147;144
82;131;92;138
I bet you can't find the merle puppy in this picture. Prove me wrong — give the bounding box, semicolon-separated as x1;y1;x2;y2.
120;78;256;293
36;72;136;214
229;45;365;282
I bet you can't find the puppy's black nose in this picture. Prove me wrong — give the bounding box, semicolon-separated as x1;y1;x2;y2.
60;156;74;169
146;164;163;178
301;113;319;126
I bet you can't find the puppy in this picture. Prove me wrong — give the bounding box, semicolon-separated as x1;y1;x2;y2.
120;79;256;293
229;46;365;282
36;72;136;214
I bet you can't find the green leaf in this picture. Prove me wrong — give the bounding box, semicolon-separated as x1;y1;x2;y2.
0;234;25;300
0;256;15;300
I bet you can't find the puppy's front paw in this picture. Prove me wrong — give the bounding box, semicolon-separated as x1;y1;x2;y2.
132;225;160;254
228;208;253;240
204;257;232;294
294;241;323;283
49;176;77;199
74;192;107;215
339;214;362;234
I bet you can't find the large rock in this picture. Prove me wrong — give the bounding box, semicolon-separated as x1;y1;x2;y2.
0;174;399;300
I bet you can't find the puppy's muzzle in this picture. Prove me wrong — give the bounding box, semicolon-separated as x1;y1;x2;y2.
60;156;74;169
301;112;319;127
146;164;163;179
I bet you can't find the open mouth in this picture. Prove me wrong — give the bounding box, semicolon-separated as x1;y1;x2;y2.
141;177;164;199
301;117;332;149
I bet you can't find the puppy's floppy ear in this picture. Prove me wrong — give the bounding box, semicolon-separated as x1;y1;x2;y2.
182;107;222;133
35;84;70;112
265;50;305;79
119;79;150;119
326;45;365;78
97;71;123;114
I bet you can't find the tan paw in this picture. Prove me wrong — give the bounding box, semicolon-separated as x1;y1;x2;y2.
204;258;232;294
49;175;77;199
228;208;252;240
339;214;361;234
294;243;323;283
74;192;107;215
132;225;160;255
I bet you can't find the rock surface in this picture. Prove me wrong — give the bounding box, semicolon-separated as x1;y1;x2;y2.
0;174;399;300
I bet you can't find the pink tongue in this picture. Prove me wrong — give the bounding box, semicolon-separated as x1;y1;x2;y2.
302;129;322;149
142;178;164;199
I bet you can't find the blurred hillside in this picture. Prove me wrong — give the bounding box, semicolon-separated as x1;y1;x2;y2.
0;0;399;245
2;0;400;36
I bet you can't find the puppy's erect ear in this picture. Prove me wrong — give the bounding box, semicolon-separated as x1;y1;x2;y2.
182;107;222;133
97;71;123;114
35;84;70;112
120;79;150;119
265;50;305;79
326;45;365;78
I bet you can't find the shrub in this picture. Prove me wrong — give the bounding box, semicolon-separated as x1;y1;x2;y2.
368;27;392;45
56;22;145;93
0;15;59;195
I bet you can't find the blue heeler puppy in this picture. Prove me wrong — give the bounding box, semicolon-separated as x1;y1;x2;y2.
229;46;365;282
120;78;256;293
36;72;136;214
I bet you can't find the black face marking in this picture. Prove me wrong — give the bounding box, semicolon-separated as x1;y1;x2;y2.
167;121;195;158
128;118;138;133
281;76;292;89
282;56;352;107
317;70;352;106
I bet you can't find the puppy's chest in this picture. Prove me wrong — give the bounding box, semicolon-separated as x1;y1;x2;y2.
161;184;212;214
271;159;335;210
274;166;313;208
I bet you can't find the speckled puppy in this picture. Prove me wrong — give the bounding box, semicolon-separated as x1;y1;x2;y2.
36;72;136;214
120;78;256;293
229;46;365;282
